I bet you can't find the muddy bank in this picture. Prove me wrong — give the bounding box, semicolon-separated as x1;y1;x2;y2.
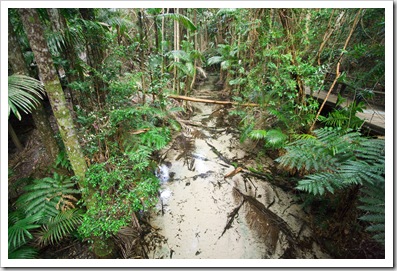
147;74;330;259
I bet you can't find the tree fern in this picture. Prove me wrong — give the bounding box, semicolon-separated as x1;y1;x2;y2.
357;161;385;245
278;128;385;243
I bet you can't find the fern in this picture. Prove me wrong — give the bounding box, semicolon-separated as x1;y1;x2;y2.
279;128;385;244
358;175;385;245
140;127;171;151
36;208;84;246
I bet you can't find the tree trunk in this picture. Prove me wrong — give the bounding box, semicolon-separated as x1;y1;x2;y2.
161;8;167;76
278;8;306;106
47;8;78;116
8;122;23;151
315;10;346;66
79;8;107;108
310;9;362;132
8;16;59;161
173;8;180;94
19;8;87;181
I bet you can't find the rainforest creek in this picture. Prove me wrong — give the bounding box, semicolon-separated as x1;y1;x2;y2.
8;8;385;261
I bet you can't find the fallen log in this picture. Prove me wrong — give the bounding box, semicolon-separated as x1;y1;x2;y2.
167;94;259;107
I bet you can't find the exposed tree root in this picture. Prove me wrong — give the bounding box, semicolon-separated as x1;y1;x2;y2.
232;187;299;251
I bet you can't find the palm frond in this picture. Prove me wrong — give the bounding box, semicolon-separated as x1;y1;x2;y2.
9;245;38;259
207;56;224;66
8;212;42;250
157;13;197;31
8;75;45;120
16;173;80;217
36;208;84;246
165;50;191;62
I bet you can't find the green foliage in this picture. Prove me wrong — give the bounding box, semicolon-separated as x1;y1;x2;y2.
278;128;384;195
318;101;365;131
9;172;83;258
78;158;160;239
8;245;38;259
8;211;42;252
248;129;288;149
37;208;84;246
278;128;385;244
16;172;80;216
8;74;45;120
55;150;72;171
78;88;172;244
157;12;197;31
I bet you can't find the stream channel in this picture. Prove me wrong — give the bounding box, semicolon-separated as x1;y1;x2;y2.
148;74;330;259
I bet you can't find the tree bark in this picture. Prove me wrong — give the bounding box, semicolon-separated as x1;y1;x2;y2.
161;8;167;76
47;8;78;115
8;122;23;151
8;16;59;160
79;8;107;108
19;8;87;181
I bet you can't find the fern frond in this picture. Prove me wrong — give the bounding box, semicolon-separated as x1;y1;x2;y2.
359;214;384;223
296;172;345;195
140;127;171;151
358;179;385;245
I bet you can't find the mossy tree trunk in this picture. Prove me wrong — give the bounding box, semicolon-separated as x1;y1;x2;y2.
8;16;59;161
47;8;82;109
19;8;87;181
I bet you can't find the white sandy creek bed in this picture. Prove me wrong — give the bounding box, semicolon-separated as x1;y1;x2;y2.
147;74;330;259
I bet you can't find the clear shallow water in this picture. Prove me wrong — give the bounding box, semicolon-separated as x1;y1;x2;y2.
148;75;330;259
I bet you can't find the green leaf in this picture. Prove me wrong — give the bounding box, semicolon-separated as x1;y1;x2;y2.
157;13;197;31
8;75;45;120
248;130;267;140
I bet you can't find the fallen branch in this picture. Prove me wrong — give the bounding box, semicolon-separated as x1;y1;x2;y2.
130;128;150;135
224;167;243;179
168;94;259;107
